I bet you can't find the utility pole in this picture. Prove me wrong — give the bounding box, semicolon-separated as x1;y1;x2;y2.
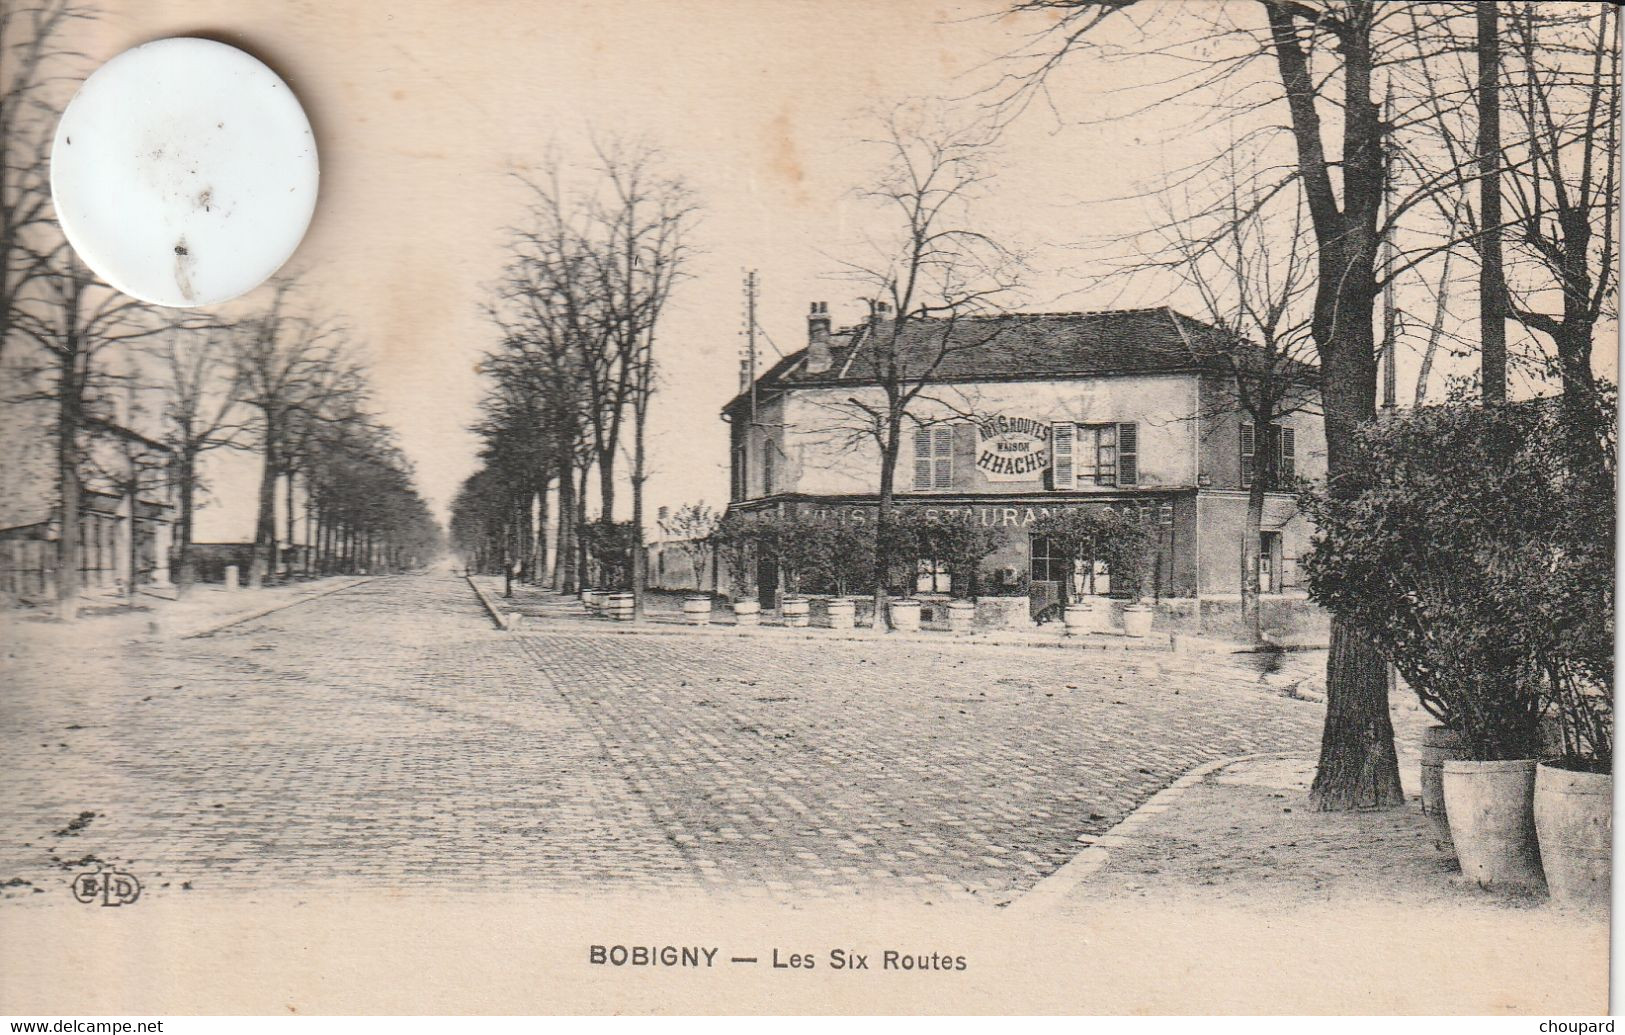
740;270;759;501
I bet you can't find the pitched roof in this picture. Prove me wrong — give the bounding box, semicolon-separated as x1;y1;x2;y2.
724;306;1318;412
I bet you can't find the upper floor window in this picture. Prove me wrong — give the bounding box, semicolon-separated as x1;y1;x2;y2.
731;442;747;501
762;446;775;495
1241;423;1296;489
913;426;954;490
1052;422;1138;489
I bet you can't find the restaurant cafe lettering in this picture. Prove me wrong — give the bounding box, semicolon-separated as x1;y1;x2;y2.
805;501;1172;529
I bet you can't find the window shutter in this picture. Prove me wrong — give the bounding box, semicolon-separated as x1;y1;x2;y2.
932;426;953;489
1240;423;1255;489
913;429;932;490
1051;422;1075;489
1278;426;1296;480
1117;422;1138;486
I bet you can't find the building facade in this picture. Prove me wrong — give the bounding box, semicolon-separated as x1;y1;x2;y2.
722;305;1324;616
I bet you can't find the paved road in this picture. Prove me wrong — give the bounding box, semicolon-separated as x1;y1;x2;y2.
0;573;1326;905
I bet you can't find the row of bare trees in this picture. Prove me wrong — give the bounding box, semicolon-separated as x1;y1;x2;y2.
1;0;438;618
451;142;695;617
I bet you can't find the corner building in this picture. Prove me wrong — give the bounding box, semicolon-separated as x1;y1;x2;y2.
722;305;1325;618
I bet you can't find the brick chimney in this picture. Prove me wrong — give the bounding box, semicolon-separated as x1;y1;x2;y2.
804;301;833;375
869;299;893;337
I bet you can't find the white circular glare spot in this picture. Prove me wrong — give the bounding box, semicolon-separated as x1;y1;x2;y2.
51;37;318;308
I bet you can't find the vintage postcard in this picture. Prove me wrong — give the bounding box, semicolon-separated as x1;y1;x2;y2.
0;0;1615;1019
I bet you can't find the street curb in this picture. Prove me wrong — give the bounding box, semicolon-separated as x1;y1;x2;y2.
465;575;515;631
1008;750;1310;918
177;577;379;640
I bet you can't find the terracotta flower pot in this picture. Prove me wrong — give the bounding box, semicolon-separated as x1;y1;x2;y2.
1420;724;1469;855
1533;761;1611;911
1442;758;1545;890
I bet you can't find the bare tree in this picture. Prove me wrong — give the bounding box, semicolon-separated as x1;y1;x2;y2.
815;103;1024;629
584;140;695;619
1501;2;1618;464
0;0;90;366
230;281;354;588
145;324;249;592
1157;172;1319;642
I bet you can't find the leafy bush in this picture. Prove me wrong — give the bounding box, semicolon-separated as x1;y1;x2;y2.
708;511;760;600
580;520;636;591
1028;508;1155;603
1300;394;1613;765
872;511;1002;599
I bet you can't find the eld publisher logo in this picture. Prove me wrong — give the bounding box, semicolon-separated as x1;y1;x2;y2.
70;867;141;907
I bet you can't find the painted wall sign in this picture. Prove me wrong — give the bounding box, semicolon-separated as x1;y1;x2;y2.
974;415;1051;480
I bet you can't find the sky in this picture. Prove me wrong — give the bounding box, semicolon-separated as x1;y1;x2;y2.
56;0;1613;539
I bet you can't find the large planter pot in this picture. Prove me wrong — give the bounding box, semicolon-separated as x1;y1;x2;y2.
606;592;634;622
1420;725;1469;854
888;598;922;633
1061;600;1097;637
681;595;712;626
1533;761;1611;911
585;589;606;613
945;599;976;635
732;599;760;627
823;598;856;630
781;596;810;628
1441;758;1545;890
1120;603;1155;638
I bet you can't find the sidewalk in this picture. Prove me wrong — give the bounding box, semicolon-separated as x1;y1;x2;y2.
471;576;1334;699
1017;751;1607;1013
0;575;377;649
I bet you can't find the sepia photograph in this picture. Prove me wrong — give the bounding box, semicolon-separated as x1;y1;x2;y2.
0;0;1616;1019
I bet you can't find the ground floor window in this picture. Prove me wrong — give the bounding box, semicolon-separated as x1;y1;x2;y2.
1030;535;1111;595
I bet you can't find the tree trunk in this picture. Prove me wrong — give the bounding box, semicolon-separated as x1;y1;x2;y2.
555;456;577;592
1478;1;1507;405
575;463;590;591
251;441;278;588
284;469;299;579
1242;446;1268;644
55;346;82;621
631;412;648;621
1266;1;1405;810
597;452;616;524
175;451;197;595
870;409;902;630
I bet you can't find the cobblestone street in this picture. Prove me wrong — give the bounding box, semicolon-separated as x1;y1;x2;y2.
1;573;1332;905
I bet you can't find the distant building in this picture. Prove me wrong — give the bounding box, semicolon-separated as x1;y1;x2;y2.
0;388;176;603
721;304;1324;617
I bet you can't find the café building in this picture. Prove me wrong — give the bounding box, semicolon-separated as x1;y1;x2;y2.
720;304;1325;618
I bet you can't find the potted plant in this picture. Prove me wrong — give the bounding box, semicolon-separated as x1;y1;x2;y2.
709;512;762;627
1301;397;1581;890
1534;667;1611;909
1031;508;1152;636
662;503;720;626
1530;429;1613;910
